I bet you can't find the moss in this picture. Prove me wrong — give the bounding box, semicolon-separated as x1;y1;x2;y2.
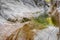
33;13;49;26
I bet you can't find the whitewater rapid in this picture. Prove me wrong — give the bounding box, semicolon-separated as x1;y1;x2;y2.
0;0;45;23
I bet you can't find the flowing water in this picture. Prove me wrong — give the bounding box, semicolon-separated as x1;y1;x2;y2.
0;0;45;22
0;0;59;40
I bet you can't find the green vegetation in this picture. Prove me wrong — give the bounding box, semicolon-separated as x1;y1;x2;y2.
32;13;49;26
30;13;50;30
